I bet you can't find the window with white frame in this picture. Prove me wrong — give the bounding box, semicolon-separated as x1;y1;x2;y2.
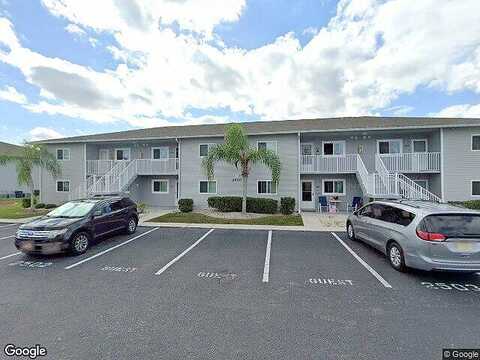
472;181;480;196
472;135;480;151
322;179;345;195
199;180;217;194
413;179;429;190
56;180;70;192
115;148;130;161
257;141;277;153
412;139;427;153
152;147;169;160
56;148;70;160
378;140;402;154
152;179;169;193
323;141;345;156
199;144;215;157
257;180;277;194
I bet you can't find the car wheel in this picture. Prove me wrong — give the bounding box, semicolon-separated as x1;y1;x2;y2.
388;242;407;272
126;217;137;235
71;232;90;255
346;222;356;241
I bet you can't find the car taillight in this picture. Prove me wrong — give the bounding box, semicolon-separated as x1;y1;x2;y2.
416;229;446;242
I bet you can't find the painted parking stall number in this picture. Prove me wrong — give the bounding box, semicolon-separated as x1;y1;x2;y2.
421;281;480;292
308;278;354;286
8;260;52;268
101;265;137;273
197;272;238;281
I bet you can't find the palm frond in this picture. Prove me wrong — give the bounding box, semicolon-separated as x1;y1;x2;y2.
202;144;229;180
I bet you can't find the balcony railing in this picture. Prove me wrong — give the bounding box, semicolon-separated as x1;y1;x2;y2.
379;152;441;173
300;154;358;173
86;159;178;176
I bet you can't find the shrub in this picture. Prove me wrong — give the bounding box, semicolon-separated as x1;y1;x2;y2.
178;199;193;213
462;200;480;210
22;198;31;208
246;197;278;214
137;203;146;214
280;197;295;215
208;196;242;212
45;204;57;209
35;203;46;209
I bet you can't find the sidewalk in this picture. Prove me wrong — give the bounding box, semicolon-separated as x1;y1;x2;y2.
0;216;43;224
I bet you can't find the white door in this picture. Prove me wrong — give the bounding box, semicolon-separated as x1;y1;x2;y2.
412;139;427;171
301;181;315;210
99;149;109;160
301;144;313;172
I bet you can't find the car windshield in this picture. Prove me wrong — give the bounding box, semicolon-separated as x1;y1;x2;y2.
424;214;480;237
46;202;96;218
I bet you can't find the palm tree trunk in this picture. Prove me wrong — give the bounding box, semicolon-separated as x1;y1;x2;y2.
242;175;247;213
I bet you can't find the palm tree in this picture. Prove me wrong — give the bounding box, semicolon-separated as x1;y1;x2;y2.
202;124;281;213
0;143;61;210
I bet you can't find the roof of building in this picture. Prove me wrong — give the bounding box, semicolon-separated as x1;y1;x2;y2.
34;116;480;144
0;141;23;156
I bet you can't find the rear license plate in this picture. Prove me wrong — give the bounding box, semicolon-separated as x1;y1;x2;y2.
455;242;474;252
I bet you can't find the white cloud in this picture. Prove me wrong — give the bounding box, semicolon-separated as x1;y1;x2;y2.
0;86;27;104
28;127;64;141
432;104;480;118
1;0;480;130
64;23;86;36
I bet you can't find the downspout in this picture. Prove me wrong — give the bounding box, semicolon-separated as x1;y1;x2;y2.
440;128;445;202
176;138;181;205
297;132;301;213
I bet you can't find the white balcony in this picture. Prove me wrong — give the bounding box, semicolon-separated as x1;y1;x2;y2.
379;152;441;173
86;159;178;176
300;154;358;173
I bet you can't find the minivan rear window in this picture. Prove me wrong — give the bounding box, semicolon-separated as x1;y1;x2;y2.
422;214;480;237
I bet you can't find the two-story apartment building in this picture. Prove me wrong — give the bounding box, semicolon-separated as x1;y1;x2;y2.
33;117;480;211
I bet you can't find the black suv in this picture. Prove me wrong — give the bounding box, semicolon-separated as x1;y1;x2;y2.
15;196;138;255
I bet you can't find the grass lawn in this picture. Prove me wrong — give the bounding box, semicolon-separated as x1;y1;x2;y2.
0;199;49;219
148;212;304;226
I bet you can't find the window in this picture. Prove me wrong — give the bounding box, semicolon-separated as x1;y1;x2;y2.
377;205;415;226
152;147;169;160
257;180;277;195
378;140;402;154
115;148;130;161
421;214;480;237
413;180;429;190
412;139;427;153
200;180;217;194
257;141;277;153
322;141;345;156
358;205;374;218
110;200;123;212
152;179;169;193
472;135;480;151
322;179;345;195
301;143;313;156
56;180;70;192
56;148;70;161
472;181;480;196
199;144;215;157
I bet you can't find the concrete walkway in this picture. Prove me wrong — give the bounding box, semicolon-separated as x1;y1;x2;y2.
0;216;43;224
300;212;346;232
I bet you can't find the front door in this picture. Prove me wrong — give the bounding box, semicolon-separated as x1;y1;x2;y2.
301;181;315;210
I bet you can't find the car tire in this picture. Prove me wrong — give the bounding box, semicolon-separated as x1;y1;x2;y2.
346;222;356;241
125;217;137;235
388;242;407;272
70;232;90;256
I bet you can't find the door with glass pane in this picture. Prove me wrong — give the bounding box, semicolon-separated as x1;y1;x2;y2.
412;139;427;171
301;144;313;172
301;181;315;210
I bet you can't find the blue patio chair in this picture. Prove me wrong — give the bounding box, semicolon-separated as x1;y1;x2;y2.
318;196;329;213
348;196;363;212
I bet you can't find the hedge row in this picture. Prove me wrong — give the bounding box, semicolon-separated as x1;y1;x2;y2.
207;196;296;215
461;200;480;210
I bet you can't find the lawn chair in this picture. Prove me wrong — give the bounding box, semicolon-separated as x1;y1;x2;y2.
348;196;363;212
318;196;329;213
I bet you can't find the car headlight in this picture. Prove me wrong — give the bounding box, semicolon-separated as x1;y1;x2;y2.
47;229;69;239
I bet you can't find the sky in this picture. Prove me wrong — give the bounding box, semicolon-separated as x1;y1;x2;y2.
0;0;479;144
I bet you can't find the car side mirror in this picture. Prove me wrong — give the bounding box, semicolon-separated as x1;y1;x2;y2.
92;210;102;218
353;210;359;216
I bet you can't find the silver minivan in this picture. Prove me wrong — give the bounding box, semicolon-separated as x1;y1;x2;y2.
346;200;480;273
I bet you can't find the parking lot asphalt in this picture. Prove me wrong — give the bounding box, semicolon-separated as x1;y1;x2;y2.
0;223;479;360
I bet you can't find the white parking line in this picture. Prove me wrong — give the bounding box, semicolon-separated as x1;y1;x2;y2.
262;230;272;283
155;228;214;276
0;235;14;240
0;224;17;229
65;228;159;270
0;252;21;261
331;232;392;289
